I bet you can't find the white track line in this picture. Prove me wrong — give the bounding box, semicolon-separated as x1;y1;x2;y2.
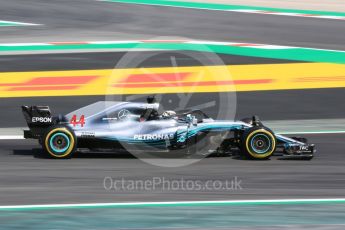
0;135;24;140
278;131;345;135
0;40;275;49
98;0;345;21
228;9;345;20
1;198;345;210
0;40;344;53
0;40;344;54
89;40;142;44
0;43;52;46
0;20;41;26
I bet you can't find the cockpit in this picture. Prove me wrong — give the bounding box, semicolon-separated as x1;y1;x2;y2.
66;97;211;125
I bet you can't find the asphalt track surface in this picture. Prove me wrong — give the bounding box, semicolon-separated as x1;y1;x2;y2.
0;1;344;229
0;134;344;205
0;0;345;50
0;51;304;72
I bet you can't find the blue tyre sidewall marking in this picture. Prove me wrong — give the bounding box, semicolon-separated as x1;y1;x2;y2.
49;132;70;154
250;133;271;154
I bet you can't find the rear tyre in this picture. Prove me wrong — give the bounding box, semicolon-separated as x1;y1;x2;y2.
43;125;76;159
241;127;276;160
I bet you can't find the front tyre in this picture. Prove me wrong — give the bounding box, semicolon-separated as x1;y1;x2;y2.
241;127;276;160
43;125;76;159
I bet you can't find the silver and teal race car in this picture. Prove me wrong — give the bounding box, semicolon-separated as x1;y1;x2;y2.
22;97;315;160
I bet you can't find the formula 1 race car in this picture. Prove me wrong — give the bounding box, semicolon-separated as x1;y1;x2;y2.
22;97;315;160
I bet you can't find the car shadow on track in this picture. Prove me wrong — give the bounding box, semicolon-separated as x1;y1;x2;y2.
12;148;249;160
14;149;306;161
13;148;137;159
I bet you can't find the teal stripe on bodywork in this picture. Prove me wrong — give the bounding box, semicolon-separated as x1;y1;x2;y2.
187;124;242;137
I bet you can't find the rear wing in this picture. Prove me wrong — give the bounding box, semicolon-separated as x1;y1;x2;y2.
22;105;54;139
22;106;53;126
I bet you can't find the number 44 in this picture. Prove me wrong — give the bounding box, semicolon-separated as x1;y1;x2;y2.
70;115;85;127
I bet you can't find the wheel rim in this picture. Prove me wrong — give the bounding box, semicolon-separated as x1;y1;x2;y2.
49;132;70;154
250;134;271;154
